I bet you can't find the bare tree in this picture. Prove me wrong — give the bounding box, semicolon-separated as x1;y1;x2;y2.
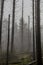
11;0;15;53
0;0;4;49
6;14;10;65
35;0;42;65
28;16;30;53
19;0;24;54
19;17;24;53
32;0;35;60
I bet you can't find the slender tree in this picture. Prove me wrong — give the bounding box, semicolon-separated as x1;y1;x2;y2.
28;16;30;53
19;0;24;54
32;0;35;60
0;0;4;49
11;0;15;53
6;14;10;65
35;0;42;65
19;17;24;54
21;0;24;54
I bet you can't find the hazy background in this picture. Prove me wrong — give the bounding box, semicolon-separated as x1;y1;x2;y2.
0;0;43;56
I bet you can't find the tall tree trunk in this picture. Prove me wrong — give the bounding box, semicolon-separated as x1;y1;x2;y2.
21;0;24;54
11;0;15;53
0;0;4;49
32;0;35;60
35;0;42;65
6;14;10;65
28;16;30;53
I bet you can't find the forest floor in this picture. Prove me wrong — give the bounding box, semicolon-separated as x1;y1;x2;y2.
0;52;33;65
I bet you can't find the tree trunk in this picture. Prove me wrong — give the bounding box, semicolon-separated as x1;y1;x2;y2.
0;0;4;49
21;0;24;54
28;16;30;53
35;0;42;65
32;0;35;60
6;14;10;65
11;0;15;53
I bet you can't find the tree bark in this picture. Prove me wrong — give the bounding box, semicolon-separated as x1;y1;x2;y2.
32;0;35;60
21;0;24;53
6;14;10;65
11;0;15;53
0;0;4;49
35;0;42;65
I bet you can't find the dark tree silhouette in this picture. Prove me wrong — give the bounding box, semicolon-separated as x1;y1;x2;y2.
6;14;10;65
0;0;4;49
35;0;42;65
32;0;35;60
11;0;15;53
21;0;24;53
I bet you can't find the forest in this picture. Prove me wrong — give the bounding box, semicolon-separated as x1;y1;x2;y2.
0;0;43;65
